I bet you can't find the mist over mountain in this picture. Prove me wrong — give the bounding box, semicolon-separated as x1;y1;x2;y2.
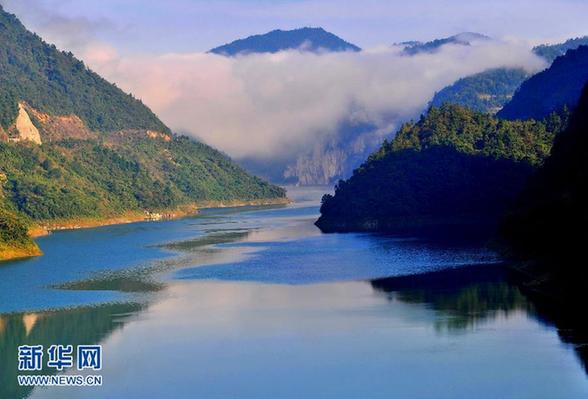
428;37;588;115
533;36;588;63
400;32;490;55
209;27;360;56
190;31;543;184
43;22;545;186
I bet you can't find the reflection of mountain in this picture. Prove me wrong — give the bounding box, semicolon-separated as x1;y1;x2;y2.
0;302;145;398
519;288;588;375
370;265;588;374
370;264;528;331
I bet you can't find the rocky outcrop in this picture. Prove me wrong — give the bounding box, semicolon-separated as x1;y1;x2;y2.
9;103;42;144
24;104;95;142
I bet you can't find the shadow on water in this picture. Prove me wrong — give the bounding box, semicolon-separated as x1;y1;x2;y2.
370;264;588;375
0;302;145;399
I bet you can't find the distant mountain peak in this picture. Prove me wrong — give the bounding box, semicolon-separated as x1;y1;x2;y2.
209;27;361;56
401;32;491;55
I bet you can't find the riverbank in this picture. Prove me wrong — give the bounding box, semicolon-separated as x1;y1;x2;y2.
1;197;291;262
0;241;43;261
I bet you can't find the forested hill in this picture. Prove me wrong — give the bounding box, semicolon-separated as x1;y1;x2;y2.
0;7;287;260
501;83;588;266
315;104;565;234
430;68;529;114
498;46;588;121
428;37;588;115
533;36;588;63
0;6;167;133
209;27;361;55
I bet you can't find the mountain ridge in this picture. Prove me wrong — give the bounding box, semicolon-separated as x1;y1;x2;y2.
498;45;588;120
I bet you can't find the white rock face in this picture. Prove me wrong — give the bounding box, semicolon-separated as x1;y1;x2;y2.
14;103;42;144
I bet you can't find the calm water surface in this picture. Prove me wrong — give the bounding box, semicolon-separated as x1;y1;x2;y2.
0;186;586;398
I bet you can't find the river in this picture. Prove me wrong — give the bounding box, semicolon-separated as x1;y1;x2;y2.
0;186;586;398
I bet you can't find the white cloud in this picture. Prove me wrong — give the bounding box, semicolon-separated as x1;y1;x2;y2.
87;41;546;160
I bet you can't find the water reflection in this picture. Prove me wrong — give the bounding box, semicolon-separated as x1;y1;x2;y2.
0;302;144;399
370;264;588;374
370;264;530;332
520;288;588;376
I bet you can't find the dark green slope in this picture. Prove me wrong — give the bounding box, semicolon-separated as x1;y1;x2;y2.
501;83;588;265
430;68;529;114
0;5;167;132
533;36;588;63
316;105;563;234
0;135;285;222
498;46;588;121
428;37;588;115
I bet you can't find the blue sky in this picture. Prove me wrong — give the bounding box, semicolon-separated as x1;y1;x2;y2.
2;0;588;55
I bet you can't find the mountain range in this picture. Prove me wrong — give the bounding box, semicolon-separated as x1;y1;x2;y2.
211;29;588;186
429;36;588;115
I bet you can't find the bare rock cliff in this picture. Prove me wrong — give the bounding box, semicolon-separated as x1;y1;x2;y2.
11;102;42;144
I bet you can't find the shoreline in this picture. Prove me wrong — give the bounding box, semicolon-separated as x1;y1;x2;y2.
1;197;290;261
33;197;291;236
0;241;43;262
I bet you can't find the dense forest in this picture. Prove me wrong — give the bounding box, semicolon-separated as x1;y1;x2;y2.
0;199;40;258
499;46;588;120
430;68;529;114
533;36;588;63
316;104;566;233
0;135;285;222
